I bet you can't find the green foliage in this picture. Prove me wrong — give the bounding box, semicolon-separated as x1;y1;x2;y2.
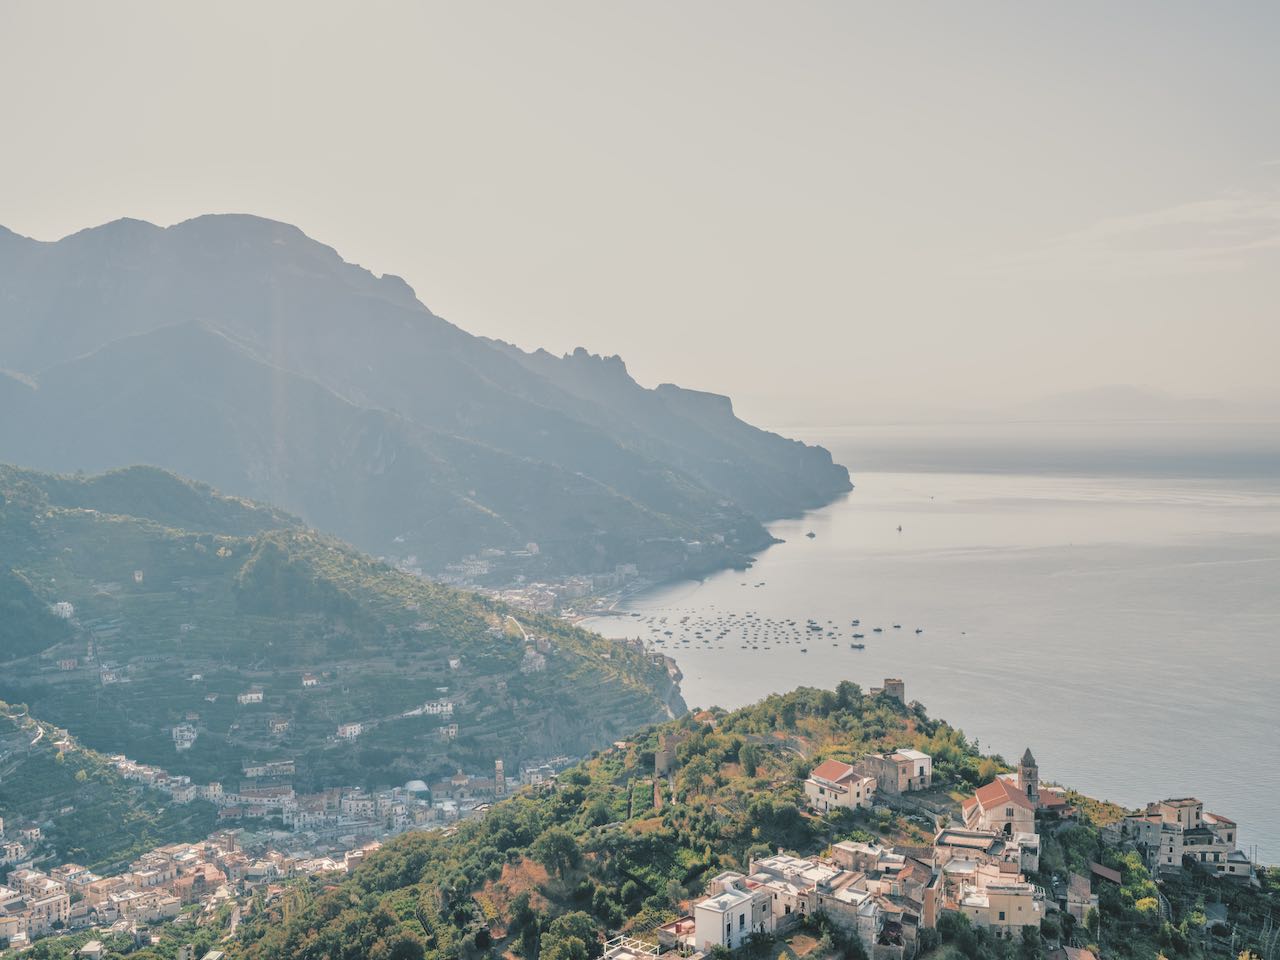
0;464;679;792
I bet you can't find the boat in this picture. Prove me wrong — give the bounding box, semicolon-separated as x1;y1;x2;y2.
915;628;923;634
852;632;864;638
873;627;883;633
893;624;902;629
850;643;865;650
805;531;816;539
800;648;808;653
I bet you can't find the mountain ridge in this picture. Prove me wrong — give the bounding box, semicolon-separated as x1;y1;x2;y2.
0;213;851;579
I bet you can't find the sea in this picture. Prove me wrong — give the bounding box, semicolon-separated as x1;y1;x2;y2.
584;421;1280;864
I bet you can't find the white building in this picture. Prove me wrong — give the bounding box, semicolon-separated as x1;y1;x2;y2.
804;759;876;813
172;724;199;752
692;872;773;952
337;722;363;740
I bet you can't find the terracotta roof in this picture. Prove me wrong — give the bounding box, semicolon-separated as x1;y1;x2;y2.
1039;787;1070;809
810;759;857;784
972;778;1034;812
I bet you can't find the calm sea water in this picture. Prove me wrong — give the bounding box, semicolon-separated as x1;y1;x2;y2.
585;422;1280;864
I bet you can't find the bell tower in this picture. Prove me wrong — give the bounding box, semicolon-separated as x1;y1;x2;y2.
1019;747;1039;806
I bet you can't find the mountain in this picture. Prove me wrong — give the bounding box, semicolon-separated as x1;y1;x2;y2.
0;215;851;579
0;464;683;792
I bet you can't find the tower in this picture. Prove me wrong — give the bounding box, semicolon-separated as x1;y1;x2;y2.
1019;747;1039;806
495;759;506;796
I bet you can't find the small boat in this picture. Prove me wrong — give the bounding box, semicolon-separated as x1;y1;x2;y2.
850;642;864;650
800;648;808;653
853;632;864;639
873;627;883;633
915;628;923;634
806;531;816;539
893;624;902;629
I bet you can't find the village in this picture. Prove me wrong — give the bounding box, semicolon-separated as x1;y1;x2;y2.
605;679;1260;960
0;679;1263;959
0;727;578;955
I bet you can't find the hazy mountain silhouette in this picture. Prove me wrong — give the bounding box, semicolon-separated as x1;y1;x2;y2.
0;214;849;575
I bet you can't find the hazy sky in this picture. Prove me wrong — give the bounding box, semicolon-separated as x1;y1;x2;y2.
2;2;1278;426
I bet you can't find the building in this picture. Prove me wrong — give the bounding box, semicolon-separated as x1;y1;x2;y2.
863;749;932;794
804;760;876;813
172;724;199;751
958;880;1043;938
692;872;773;952
237;689;263;705
1064;872;1098;923
962;778;1036;838
869;677;906;703
336;722;363;740
1121;797;1254;879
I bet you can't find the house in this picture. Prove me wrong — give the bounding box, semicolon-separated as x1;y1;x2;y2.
1048;949;1099;960
237;688;264;705
863;749;932;794
804;760;877;813
1120;797;1254;879
172;724;199;751
692;872;773;952
336;722;363;740
958;880;1042;938
301;673;320;688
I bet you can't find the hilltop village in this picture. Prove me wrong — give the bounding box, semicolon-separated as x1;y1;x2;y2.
2;680;1269;960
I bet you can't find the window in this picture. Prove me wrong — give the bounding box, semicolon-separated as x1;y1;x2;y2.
998;911;1005;921
739;913;745;931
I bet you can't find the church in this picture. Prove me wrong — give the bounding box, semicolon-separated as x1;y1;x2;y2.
962;749;1072;836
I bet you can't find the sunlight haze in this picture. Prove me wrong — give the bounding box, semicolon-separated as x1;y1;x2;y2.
2;1;1278;426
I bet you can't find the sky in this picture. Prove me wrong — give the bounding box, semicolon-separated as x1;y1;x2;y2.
2;1;1279;427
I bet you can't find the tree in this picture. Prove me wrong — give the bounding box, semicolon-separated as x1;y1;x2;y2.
1084;906;1100;941
544;911;601;959
542;936;588;960
1017;925;1043;960
740;742;762;777
533;826;582;878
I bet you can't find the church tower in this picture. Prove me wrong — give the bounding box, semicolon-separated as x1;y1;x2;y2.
1019;748;1039;806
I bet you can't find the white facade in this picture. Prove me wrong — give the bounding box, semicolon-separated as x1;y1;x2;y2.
692;872;773;952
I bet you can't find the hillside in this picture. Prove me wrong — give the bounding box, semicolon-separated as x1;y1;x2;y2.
0;705;217;872
0;464;683;792
0;215;851;579
202;687;1277;960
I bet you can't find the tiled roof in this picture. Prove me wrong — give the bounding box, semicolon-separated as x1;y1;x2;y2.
810;759;857;784
972;778;1034;812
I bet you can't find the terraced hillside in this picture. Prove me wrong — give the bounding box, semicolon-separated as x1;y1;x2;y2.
0;705;216;871
0;465;683;791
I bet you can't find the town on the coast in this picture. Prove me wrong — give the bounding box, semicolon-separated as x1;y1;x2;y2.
1;679;1264;960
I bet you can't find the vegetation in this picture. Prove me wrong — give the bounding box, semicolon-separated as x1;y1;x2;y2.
0;706;216;871
220;684;995;960
8;685;1277;960
0;464;681;792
